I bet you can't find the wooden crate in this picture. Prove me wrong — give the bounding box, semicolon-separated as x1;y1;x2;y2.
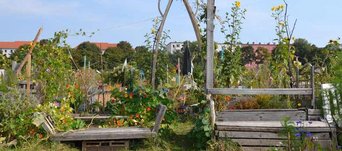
82;140;129;151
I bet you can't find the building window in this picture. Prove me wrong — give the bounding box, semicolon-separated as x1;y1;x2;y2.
176;44;180;47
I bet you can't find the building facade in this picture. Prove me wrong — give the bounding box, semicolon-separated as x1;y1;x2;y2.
166;42;184;53
92;42;117;54
0;41;31;57
167;41;277;53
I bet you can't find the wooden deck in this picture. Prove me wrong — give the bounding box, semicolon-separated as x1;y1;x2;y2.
51;127;155;141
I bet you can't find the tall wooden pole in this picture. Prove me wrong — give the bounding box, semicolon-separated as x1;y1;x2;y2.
206;0;215;90
151;0;173;90
206;0;215;127
182;0;202;52
24;28;42;96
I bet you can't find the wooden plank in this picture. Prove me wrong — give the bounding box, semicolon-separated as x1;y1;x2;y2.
217;111;305;121
216;131;331;140
242;147;282;151
216;121;330;127
205;0;215;90
207;88;312;95
216;127;333;133
152;104;167;133
308;109;322;116
74;115;128;121
231;139;285;147
216;121;334;132
232;139;331;148
220;109;301;112
51;128;155;141
308;116;321;121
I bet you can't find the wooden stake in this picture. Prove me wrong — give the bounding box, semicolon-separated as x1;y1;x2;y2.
20;28;42;96
15;28;43;76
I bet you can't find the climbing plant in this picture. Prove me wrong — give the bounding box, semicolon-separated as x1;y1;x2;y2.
32;31;73;102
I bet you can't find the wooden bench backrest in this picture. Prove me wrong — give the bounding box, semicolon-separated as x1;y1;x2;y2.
152;104;167;133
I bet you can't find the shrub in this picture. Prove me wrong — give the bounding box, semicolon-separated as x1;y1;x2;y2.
105;87;176;127
0;89;39;145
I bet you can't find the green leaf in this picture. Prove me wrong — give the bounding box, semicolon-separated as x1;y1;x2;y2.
205;132;210;137
203;125;210;131
202;119;209;125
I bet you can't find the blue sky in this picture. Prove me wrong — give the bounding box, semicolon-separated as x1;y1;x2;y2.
0;0;341;47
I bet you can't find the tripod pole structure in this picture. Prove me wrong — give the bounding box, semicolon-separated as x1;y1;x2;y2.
151;0;173;89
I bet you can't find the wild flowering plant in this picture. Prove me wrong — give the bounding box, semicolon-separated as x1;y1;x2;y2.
218;0;247;87
280;117;322;150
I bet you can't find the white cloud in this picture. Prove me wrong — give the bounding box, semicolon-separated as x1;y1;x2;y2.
0;0;79;16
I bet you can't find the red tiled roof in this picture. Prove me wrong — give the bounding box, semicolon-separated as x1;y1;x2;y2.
92;42;117;51
0;41;31;49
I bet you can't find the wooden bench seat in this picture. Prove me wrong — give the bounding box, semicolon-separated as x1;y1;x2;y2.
51;127;155;141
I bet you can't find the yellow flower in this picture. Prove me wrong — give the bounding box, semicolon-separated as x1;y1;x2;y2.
271;6;276;11
235;1;241;8
297;103;301;107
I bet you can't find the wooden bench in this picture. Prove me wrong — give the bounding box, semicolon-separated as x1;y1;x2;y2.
38;104;167;150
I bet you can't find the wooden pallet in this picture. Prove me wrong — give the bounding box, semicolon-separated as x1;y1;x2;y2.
82;140;129;151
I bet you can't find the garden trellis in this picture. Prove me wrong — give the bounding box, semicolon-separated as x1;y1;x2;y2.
151;0;202;89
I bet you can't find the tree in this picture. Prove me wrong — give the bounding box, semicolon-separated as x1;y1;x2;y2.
255;47;271;64
117;41;133;51
72;42;101;70
133;46;152;80
293;38;317;64
241;45;255;65
103;47;127;69
10;44;30;62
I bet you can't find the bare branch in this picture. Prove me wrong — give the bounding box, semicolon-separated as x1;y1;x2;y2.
289;19;297;39
158;0;165;17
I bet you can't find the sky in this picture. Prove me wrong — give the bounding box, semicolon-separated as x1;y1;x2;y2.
0;0;341;48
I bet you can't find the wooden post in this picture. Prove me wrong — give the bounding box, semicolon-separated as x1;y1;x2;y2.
151;0;173;90
310;65;315;109
15;28;42;76
206;0;215;127
166;64;169;84
177;58;180;85
23;28;42;96
83;56;87;69
206;0;215;90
